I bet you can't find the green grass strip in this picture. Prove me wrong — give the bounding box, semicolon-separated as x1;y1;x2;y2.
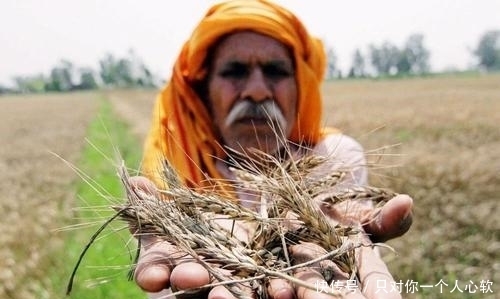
63;98;146;299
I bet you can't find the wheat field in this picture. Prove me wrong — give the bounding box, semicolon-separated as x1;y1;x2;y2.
324;75;499;298
1;74;498;298
0;93;98;298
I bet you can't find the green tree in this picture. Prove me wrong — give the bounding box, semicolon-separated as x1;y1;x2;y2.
99;49;158;88
7;50;157;93
397;33;430;75
78;67;99;90
116;58;134;86
0;84;10;94
13;74;47;93
396;52;411;74
348;48;366;78
99;53;120;86
473;30;500;71
326;47;338;79
369;41;400;76
136;64;156;87
45;59;75;91
127;49;157;87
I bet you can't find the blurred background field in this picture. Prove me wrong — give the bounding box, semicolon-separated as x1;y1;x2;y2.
0;74;498;299
324;74;500;298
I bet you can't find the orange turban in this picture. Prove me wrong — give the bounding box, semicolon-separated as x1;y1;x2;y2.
141;0;329;190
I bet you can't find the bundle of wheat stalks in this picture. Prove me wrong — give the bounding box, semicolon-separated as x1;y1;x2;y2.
113;149;396;298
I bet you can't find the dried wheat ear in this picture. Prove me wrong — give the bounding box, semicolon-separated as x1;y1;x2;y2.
115;149;397;298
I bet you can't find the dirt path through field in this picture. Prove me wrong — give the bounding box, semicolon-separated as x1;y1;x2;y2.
105;89;157;144
0;92;98;298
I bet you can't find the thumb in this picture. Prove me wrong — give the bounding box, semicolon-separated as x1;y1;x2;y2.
363;194;413;243
128;175;158;197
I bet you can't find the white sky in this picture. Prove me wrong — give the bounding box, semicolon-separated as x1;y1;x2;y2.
1;0;499;86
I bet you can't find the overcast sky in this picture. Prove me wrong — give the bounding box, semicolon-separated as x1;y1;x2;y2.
1;0;499;86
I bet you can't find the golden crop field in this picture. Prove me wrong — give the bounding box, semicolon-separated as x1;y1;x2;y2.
1;74;498;298
0;93;98;298
324;75;499;298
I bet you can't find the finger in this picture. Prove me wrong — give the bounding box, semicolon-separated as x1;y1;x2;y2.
363;194;413;243
294;269;339;299
208;285;237;299
170;262;211;296
289;243;348;299
135;236;177;292
128;175;158;197
356;238;401;299
268;278;295;299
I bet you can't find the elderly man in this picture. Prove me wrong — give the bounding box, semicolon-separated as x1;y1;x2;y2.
132;1;413;298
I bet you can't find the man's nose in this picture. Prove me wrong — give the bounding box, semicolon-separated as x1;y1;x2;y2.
241;68;272;102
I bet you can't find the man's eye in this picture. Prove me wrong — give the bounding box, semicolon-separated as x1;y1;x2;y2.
219;65;248;78
262;65;292;78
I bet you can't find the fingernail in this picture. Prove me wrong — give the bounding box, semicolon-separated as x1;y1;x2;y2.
399;212;413;230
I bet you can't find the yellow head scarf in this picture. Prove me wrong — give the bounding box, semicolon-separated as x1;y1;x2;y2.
142;0;328;189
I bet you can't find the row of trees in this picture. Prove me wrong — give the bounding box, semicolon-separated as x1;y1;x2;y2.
3;50;159;94
326;33;430;79
1;30;499;94
326;30;500;79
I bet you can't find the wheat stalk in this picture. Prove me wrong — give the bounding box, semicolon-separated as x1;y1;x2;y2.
114;147;397;297
68;145;398;298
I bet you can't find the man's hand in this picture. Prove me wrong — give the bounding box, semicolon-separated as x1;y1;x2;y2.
320;192;413;244
134;235;212;297
129;176;411;298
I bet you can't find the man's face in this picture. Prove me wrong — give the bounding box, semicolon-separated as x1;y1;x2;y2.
207;31;298;155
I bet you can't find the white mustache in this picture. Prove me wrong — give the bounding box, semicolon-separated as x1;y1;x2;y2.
224;100;287;130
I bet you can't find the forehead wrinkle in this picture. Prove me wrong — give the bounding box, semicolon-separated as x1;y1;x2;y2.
212;32;292;62
220;59;292;68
